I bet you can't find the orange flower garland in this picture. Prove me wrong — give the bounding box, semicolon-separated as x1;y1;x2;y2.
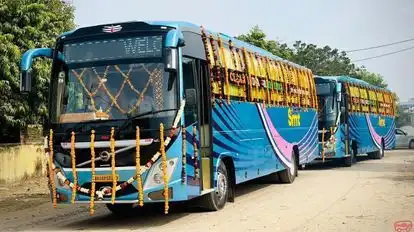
160;123;169;214
193;127;199;179
90;130;96;215
70;131;77;203
48;129;57;208
110;127;116;204
136;127;144;207
181;126;186;184
48;100;186;214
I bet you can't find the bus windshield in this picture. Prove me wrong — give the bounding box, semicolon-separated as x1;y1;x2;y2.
316;83;338;129
49;36;177;126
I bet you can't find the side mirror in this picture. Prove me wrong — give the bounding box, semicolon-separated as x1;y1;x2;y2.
20;69;33;93
164;47;178;72
20;48;56;94
185;88;197;107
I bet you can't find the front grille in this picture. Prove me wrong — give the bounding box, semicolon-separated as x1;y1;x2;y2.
79;182;138;197
54;142;160;168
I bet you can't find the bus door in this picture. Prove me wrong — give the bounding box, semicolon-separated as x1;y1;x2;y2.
341;83;351;156
182;57;213;193
196;60;213;192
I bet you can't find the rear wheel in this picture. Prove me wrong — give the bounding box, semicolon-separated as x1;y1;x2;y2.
368;142;385;159
198;160;229;211
409;140;414;149
343;152;355;167
278;151;297;184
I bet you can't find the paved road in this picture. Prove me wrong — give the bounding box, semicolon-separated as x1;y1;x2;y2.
0;150;413;232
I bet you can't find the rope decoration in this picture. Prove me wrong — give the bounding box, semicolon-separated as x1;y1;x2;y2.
136;127;144;207
89;130;96;215
181;126;187;184
70;131;77;204
70;64;162;116
110;127;116;204
48;129;57;208
160;123;169;214
151;68;164;111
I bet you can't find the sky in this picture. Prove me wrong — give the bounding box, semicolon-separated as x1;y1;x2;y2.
73;0;414;102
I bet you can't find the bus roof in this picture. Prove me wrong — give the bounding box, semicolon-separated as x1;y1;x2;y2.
59;20;310;71
315;75;392;92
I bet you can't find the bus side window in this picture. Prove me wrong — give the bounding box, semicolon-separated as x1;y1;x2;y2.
183;57;198;126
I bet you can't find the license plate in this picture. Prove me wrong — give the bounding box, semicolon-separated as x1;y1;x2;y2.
94;175;119;182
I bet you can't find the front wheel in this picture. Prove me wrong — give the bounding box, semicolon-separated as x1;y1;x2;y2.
278;151;297;184
198;161;229;211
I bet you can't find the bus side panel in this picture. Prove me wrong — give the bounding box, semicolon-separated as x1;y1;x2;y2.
211;100;318;186
348;113;396;154
366;114;396;150
332;123;346;158
212;101;279;185
348;113;363;154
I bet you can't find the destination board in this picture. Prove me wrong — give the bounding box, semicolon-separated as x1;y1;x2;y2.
64;35;163;64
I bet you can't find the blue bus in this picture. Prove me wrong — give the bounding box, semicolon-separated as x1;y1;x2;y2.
19;21;319;215
315;76;396;166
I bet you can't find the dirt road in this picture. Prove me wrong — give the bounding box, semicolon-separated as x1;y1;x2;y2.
0;150;413;232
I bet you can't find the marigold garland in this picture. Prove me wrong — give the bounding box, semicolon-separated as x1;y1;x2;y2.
48;129;57;208
181;126;187;184
90;130;96;215
160;123;169;214
193;127;199;179
217;35;230;104
110;127;116;204
70;131;77;203
209;34;222;103
135;126;144;207
200;26;216;105
48;100;186;214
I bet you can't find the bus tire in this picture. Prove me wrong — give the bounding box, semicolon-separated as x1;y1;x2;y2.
198;160;229;211
278;151;297;184
368;140;385;159
343;152;354;167
106;203;136;216
409;140;414;149
368;146;384;160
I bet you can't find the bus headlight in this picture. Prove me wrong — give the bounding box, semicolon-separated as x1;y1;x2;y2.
144;158;178;189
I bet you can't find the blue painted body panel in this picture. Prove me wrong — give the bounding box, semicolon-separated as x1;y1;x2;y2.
211;101;319;187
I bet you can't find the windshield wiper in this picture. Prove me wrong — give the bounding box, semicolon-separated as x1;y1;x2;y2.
119;108;178;131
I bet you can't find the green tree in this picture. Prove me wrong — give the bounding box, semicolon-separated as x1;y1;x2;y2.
290;41;356;76
0;0;75;141
351;66;388;88
235;25;294;60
